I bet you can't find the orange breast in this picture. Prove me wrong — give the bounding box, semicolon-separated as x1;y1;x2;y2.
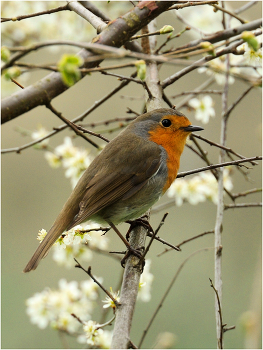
149;126;183;194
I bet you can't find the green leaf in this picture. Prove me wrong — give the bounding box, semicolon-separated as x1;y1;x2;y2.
57;54;84;87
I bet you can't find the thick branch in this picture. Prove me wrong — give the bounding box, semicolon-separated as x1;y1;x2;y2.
111;223;148;349
1;1;176;124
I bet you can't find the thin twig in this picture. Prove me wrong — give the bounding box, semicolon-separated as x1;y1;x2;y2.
2;72;138;154
170;90;223;99
155;26;190;54
11;78;25;89
146;231;180;251
191;134;258;166
211;4;247;24
168;0;219;11
138;248;214;348
75;125;110;143
80;116;136;128
1;4;69;22
209;278;223;347
157;230;214;257
177;156;262;178
138;213;171;265
224;202;262;210
100;70;153;99
74;259;121;307
71;313;84;325
46;103;101;149
231;188;262;200
225;85;254;121
214;20;230;346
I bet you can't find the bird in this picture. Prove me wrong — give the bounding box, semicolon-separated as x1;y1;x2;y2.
23;108;203;273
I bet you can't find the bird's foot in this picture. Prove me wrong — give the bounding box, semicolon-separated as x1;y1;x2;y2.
126;217;154;240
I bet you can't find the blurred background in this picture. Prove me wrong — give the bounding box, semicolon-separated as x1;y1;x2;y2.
2;1;262;349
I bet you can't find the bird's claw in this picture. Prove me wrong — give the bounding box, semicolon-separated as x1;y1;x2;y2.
126;217;154;240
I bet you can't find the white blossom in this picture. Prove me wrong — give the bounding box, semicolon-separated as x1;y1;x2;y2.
37;229;47;242
82;320;112;348
188;95;215;124
44;152;62;168
31;125;49;148
26;290;53;329
198;57;239;85
174;4;239;37
102;288;120;309
138;259;154;302
80;279;102;301
26;279;97;334
95;329;112;349
44;137;93;188
167;168;233;206
83;320;103;345
52;244;93;269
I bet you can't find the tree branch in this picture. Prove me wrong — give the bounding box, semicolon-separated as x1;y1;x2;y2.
2;1;176;124
177;156;261;178
1;4;70;23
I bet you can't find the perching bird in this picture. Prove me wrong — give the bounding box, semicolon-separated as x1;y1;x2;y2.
23;108;203;272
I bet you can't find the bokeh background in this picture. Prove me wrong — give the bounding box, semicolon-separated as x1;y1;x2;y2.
2;1;262;349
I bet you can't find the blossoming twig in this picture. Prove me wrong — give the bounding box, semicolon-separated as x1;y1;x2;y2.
74;259;121;307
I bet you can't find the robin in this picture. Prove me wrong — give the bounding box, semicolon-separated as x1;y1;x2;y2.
23;108;203;273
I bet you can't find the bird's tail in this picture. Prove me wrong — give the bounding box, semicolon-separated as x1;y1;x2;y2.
23;191;82;273
23;223;62;273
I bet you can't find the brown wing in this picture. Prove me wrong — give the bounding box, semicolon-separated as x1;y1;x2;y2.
68;138;161;228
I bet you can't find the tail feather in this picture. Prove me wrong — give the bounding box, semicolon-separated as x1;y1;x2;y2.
23;224;61;272
23;193;82;273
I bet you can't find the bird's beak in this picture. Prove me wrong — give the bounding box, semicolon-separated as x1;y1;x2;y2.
183;125;204;132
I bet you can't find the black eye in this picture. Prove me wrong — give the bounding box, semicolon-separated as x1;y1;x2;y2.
161;119;171;127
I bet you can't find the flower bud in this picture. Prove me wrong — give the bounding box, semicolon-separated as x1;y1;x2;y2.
135;60;146;81
1;46;10;62
242;31;259;52
4;66;21;80
160;25;174;35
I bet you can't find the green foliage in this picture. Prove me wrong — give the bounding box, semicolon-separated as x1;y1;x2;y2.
57;54;84;87
1;46;10;62
4;66;21;80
